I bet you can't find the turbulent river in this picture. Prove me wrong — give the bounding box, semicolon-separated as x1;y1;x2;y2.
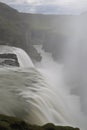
0;45;86;130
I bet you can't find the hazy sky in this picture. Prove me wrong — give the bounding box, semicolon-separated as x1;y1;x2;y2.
0;0;87;14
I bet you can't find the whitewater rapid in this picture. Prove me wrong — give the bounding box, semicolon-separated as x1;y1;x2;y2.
0;45;34;68
0;67;85;128
0;45;86;130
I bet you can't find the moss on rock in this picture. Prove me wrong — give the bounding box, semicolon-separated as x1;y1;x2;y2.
0;115;80;130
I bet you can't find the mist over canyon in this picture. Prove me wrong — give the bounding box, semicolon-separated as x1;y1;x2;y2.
0;2;87;62
0;2;87;130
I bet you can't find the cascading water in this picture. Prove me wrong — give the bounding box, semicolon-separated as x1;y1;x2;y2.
0;45;34;68
0;45;86;130
34;45;86;129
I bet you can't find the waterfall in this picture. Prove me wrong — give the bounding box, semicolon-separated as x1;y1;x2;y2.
0;45;86;130
0;45;34;68
65;42;87;116
34;45;86;129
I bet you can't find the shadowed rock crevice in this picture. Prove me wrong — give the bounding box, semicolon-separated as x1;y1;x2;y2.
0;53;19;67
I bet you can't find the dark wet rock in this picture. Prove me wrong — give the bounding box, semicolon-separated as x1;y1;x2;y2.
0;53;20;67
0;115;80;130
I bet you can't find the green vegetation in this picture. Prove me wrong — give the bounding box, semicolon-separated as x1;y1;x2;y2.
0;114;79;130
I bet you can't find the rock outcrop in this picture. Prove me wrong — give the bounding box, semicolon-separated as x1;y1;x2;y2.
0;2;41;62
0;114;80;130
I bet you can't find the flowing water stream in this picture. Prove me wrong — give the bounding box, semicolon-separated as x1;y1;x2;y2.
0;45;86;130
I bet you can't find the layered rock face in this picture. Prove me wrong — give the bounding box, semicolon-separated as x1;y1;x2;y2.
0;53;19;67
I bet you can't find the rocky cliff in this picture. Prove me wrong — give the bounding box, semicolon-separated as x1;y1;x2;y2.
0;2;41;62
0;2;86;62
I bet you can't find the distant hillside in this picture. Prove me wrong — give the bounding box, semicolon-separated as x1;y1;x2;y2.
0;2;41;61
0;2;23;43
22;12;87;61
0;2;86;62
0;2;20;20
21;13;80;61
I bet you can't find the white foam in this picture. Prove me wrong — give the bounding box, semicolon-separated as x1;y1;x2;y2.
0;45;34;68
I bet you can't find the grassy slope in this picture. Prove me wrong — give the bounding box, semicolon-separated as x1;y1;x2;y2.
0;114;79;130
